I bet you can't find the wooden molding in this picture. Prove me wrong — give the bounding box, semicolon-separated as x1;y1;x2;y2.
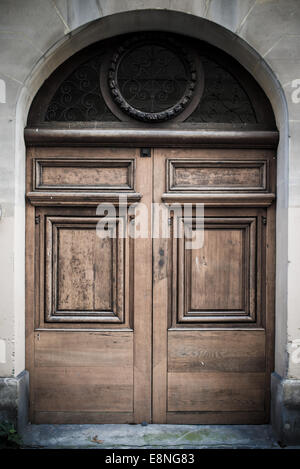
27;191;142;206
161;193;275;207
25;128;279;149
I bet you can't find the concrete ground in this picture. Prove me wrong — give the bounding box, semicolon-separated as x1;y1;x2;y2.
21;424;286;449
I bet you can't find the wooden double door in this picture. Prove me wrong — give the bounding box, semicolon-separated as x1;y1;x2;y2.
26;145;275;424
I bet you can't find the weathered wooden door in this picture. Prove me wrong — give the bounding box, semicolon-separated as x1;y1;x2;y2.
152;147;275;424
26;147;153;424
26;144;275;424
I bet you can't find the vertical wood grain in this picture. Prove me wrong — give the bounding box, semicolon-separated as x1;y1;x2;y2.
152;149;169;422
133;149;153;423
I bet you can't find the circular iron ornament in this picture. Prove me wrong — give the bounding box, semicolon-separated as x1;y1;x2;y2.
106;35;203;123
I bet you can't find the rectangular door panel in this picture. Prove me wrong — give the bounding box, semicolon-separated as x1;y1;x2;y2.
45;216;126;323
168;372;265;412
173;216;257;323
34;330;133;423
168;330;266;373
35;367;133;412
34;331;133;368
167;330;266;414
34;158;135;191
168;159;268;192
164;148;275;193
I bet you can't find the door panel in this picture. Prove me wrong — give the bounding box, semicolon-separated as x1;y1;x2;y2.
33;158;135;191
168;372;265;412
167;159;268;192
34;332;133;414
34;331;133;416
168;330;266;372
45;215;127;323
173;216;257;323
35;365;133;412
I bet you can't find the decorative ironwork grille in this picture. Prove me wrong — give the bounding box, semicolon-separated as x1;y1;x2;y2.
41;33;262;125
187;57;257;123
45;54;118;122
107;35;199;122
117;45;188;112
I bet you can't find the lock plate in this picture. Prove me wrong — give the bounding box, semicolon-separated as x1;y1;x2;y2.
140;148;151;158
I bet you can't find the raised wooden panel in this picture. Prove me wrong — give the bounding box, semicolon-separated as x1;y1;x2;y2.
168;372;265;412
34;158;135;191
174;216;257;323
190;228;243;310
167;159;268;192
168;330;265;372
45;215;127;323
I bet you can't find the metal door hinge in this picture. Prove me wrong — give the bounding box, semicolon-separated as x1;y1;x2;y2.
140;148;151;158
262;216;267;225
35;215;40;224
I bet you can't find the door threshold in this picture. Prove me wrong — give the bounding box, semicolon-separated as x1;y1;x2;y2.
21;423;282;449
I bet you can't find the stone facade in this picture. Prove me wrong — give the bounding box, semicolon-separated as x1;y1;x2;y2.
0;0;299;444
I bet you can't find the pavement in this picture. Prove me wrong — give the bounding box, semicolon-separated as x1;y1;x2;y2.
20;423;286;449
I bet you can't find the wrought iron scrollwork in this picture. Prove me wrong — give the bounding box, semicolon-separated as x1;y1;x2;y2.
107;35;199;122
187;57;257;124
45;55;118;122
43;33;258;125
